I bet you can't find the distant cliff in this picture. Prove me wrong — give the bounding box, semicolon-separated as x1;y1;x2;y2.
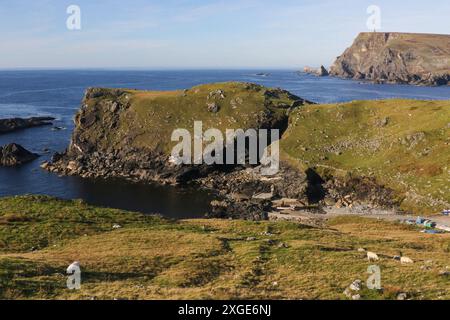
330;32;450;86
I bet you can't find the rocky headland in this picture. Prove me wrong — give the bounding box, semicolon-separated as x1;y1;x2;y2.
42;83;449;219
330;32;450;86
41;83;314;219
0;117;55;134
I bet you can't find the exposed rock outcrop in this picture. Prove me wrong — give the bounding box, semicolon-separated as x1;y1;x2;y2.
0;117;55;134
42;83;313;220
0;143;38;166
330;32;450;86
41;82;406;219
302;66;329;77
317;66;329;77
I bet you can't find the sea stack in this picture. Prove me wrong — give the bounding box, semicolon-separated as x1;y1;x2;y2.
303;66;329;77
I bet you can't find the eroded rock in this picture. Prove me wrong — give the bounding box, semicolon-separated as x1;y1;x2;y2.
0;143;38;166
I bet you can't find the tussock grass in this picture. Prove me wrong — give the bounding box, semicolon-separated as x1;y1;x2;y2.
1;196;448;300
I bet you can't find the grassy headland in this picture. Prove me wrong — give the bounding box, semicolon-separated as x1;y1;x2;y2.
281;99;450;214
76;82;303;154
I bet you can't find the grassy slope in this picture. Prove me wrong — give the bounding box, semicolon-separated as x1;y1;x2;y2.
1;196;449;300
382;33;450;73
81;82;297;154
281;99;450;214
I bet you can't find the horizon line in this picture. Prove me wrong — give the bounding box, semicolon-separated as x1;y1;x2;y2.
0;66;319;72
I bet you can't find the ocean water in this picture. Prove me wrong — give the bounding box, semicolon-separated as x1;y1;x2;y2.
1;70;450;217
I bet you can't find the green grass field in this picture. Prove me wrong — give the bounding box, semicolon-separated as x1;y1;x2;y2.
1;196;449;300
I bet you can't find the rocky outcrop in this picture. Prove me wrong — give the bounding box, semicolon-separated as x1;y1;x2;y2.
330;32;450;85
317;66;329;77
302;66;329;77
41;82;405;219
0;143;38;166
0;117;55;134
204;164;310;220
41;83;315;219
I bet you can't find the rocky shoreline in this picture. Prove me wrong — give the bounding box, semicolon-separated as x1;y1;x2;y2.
42;150;400;220
40;83;413;220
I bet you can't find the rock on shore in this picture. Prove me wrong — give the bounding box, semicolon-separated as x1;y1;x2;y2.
0;117;55;134
0;143;38;166
330;32;450;86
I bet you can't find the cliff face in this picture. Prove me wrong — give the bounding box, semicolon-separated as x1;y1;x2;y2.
42;82;314;220
330;32;450;85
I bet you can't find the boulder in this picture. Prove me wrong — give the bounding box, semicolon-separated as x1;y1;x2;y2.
0;143;38;166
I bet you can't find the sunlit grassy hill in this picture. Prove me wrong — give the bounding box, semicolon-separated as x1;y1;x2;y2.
1;196;449;300
73;82;304;155
281;99;450;214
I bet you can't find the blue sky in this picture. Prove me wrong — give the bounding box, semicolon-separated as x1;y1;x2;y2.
1;0;449;69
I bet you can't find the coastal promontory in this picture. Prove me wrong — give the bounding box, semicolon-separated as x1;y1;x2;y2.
330;32;450;85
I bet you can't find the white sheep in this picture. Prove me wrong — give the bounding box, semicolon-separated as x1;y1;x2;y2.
367;252;380;261
400;257;414;264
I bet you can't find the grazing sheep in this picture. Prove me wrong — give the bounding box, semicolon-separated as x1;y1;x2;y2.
367;252;379;261
401;257;414;264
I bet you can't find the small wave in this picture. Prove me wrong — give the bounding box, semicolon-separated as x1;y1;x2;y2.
0;103;64;120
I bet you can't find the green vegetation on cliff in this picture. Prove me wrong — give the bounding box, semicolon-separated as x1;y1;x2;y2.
281;99;450;214
60;83;449;213
75;82;304;155
1;196;449;300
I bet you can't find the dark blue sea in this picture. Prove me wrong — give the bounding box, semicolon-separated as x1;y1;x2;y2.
1;70;450;217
